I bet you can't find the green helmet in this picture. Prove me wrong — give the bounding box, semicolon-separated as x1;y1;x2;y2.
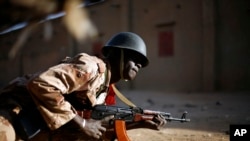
102;32;149;67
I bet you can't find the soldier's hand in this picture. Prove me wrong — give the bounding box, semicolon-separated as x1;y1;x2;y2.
146;114;167;130
73;115;114;140
100;115;114;129
126;114;167;130
83;118;106;139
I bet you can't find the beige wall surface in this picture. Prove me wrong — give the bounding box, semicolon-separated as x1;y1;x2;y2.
0;0;249;92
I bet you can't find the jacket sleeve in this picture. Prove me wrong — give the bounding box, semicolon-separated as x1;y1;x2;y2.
27;63;96;130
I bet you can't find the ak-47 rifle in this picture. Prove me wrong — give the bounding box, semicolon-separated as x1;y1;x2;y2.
90;105;190;141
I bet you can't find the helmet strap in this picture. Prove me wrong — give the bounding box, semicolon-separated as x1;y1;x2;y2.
120;50;128;81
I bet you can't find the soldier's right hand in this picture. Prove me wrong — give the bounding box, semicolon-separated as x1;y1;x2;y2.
73;114;114;140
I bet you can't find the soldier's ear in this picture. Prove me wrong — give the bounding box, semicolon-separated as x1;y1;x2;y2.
106;48;121;59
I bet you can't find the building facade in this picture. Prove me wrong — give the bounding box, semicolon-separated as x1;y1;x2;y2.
0;0;249;92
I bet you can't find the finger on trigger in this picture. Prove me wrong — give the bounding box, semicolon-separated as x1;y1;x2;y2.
105;115;115;121
99;126;106;132
101;115;114;124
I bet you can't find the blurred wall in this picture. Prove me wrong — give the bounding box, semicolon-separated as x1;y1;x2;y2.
215;0;250;91
0;0;249;92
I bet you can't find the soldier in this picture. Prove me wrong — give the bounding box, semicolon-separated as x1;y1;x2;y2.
0;32;166;141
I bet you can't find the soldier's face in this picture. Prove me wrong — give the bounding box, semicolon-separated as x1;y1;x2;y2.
123;56;142;80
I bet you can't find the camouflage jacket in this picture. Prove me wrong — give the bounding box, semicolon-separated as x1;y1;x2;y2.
0;53;110;130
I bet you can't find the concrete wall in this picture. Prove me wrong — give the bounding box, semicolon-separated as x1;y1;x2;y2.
0;19;73;85
215;0;250;91
88;0;206;92
0;0;249;92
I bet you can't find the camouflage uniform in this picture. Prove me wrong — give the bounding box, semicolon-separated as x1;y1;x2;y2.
0;53;110;141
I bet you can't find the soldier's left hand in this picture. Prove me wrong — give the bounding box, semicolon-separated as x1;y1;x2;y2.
146;114;167;130
126;114;167;130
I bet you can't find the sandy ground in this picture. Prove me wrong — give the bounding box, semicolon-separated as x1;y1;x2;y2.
115;90;250;141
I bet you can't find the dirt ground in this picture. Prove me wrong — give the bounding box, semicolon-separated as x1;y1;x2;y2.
115;90;250;141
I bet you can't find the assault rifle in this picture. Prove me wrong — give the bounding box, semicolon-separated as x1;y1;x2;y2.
91;105;190;122
90;105;190;141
